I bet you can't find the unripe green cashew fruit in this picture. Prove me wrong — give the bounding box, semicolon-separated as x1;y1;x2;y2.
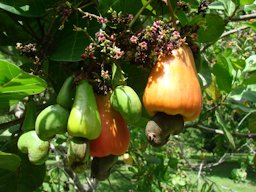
17;130;49;165
110;85;142;123
67;80;101;139
67;137;88;173
57;76;74;109
35;104;69;141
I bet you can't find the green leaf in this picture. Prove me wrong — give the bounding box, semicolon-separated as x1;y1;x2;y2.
215;111;236;149
176;10;189;26
0;60;47;110
212;55;233;93
229;85;256;103
0;0;55;17
208;1;225;10
0;12;30;45
99;0;144;15
0;151;21;171
244;55;256;72
243;71;256;85
111;63;126;88
50;13;100;62
197;14;225;43
22;100;37;132
245;21;256;32
219;0;236;16
0;153;46;191
231;58;246;71
141;0;156;15
239;0;255;5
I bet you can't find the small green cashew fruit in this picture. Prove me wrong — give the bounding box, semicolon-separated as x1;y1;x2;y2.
35;104;69;141
17;130;50;165
110;85;142;123
67;137;88;173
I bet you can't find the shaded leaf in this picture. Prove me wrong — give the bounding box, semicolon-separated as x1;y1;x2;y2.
0;12;31;45
212;55;233;93
0;151;21;171
50;12;100;62
99;0;144;15
197;14;225;43
0;0;55;17
0;153;46;191
215;111;236;149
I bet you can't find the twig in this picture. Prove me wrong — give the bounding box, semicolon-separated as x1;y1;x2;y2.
197;161;204;179
178;143;194;169
220;26;249;38
203;153;227;169
166;0;177;29
56;146;96;192
185;124;256;138
231;13;256;22
50;143;61;192
201;26;249;52
0;118;23;130
128;0;153;29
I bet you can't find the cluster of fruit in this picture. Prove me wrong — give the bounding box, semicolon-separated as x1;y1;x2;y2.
17;76;142;180
17;43;203;181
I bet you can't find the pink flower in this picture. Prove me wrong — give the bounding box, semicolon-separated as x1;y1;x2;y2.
153;21;161;29
166;43;174;51
139;41;148;50
130;35;138;44
96;31;105;42
97;16;108;23
112;46;124;59
172;31;180;38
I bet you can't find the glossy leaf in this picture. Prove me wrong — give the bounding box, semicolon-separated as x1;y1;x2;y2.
0;0;55;17
0;151;21;171
215;111;236;149
197;14;225;43
212;55;233;93
240;0;255;5
0;60;47;110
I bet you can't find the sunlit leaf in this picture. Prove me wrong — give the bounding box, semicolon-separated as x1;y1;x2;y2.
240;0;255;5
0;60;47;110
245;21;256;32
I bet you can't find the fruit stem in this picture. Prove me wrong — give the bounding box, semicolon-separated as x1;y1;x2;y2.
128;0;153;30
